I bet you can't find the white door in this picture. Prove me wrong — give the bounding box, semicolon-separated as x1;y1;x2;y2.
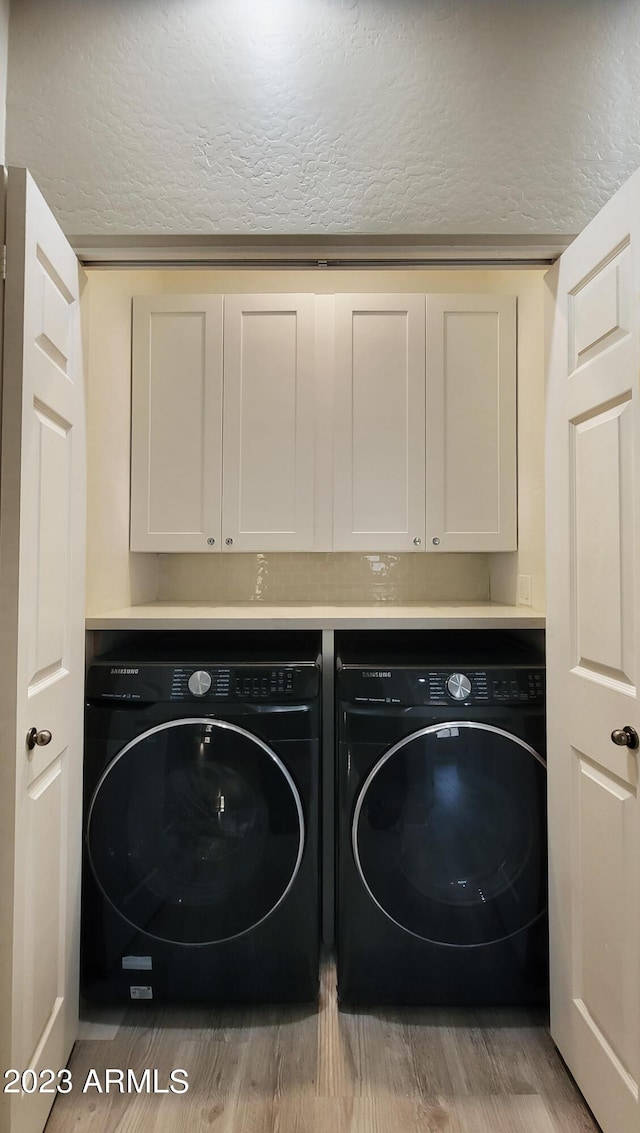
333;294;426;552
546;166;640;1133
426;294;517;552
0;168;86;1133
130;294;223;552
222;294;316;551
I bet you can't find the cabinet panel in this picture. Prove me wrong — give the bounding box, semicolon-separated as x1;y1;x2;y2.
222;295;316;551
130;295;223;552
426;295;517;552
333;295;426;551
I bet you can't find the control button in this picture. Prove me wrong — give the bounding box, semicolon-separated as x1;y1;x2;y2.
187;670;212;697
446;673;472;701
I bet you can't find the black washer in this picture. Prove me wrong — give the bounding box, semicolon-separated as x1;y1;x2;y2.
81;631;321;1004
336;629;548;1007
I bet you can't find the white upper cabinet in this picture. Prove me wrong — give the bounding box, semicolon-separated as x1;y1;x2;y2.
221;294;316;551
426;294;517;552
130;295;223;552
333;295;426;552
130;291;517;554
131;293;317;554
332;293;516;553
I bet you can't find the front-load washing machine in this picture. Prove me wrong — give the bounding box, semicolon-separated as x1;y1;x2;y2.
81;632;320;1004
336;630;547;1006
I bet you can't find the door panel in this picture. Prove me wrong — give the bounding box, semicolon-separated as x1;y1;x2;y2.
222;294;316;551
0;167;85;1133
546;164;640;1133
575;755;637;1081
569;241;631;373
31;405;71;681
426;294;517;552
333;294;426;551
24;760;64;1056
352;311;413;532
130;295;223;552
572;399;634;683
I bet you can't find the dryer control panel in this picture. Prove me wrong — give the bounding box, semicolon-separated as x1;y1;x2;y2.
339;665;545;706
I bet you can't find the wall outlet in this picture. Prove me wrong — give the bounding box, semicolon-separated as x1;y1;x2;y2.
517;574;533;606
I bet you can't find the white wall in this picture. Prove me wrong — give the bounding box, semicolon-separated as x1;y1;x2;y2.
6;0;640;239
0;0;9;163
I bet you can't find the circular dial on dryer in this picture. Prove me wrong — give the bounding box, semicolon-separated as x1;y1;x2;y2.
447;672;472;700
188;670;212;697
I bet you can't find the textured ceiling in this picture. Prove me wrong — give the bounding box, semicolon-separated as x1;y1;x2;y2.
6;0;640;238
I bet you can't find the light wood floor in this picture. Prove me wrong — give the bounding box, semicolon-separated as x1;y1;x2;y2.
45;963;601;1133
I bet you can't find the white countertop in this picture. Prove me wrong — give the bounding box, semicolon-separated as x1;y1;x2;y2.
86;601;545;631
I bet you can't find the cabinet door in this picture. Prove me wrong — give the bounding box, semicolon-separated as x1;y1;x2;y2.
426;294;517;552
130;295;223;552
333;295;426;552
222;294;316;551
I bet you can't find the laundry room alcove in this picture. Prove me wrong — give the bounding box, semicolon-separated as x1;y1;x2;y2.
35;243;594;1133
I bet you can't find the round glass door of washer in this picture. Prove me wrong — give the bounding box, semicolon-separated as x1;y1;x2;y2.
352;721;546;947
86;718;304;945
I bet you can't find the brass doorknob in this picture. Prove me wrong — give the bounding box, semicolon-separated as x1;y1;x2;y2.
611;725;639;749
26;728;52;751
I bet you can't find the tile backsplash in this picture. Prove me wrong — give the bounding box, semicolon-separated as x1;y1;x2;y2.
158;552;490;605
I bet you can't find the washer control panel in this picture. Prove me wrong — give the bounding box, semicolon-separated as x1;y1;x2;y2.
428;671;490;702
171;665;311;701
86;662;319;702
342;666;544;706
172;667;231;700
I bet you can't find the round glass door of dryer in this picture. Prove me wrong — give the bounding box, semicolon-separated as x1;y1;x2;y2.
86;718;305;945
352;722;546;947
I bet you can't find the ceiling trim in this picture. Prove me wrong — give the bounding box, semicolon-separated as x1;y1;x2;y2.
71;232;573;268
